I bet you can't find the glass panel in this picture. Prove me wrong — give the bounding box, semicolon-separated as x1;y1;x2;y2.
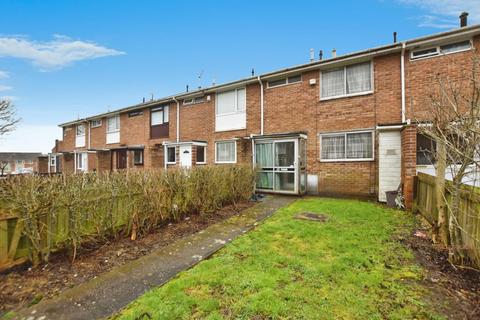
346;132;372;159
412;47;438;59
299;139;306;168
167;147;176;163
275;141;295;167
321;135;345;160
274;173;295;191
216;141;235;162
76;124;85;136
346;62;371;94
255;143;273;168
197;146;205;163
216;90;236;115
237;88;246;111
268;79;287;87
321;69;344;98
300;170;306;192
287;75;301;83
256;172;273;190
107;115;120;132
151;110;164;126
440;41;471;54
163;106;169;123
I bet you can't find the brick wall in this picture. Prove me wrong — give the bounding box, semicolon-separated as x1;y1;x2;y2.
401;125;417;209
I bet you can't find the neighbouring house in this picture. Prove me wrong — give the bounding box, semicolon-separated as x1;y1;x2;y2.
50;15;480;209
0;152;44;175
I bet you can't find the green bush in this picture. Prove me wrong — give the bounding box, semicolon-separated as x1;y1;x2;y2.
0;165;255;266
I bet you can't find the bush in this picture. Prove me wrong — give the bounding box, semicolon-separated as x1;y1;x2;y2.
0;165;255;266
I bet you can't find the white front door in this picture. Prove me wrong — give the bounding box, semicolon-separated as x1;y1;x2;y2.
179;145;192;168
378;130;402;202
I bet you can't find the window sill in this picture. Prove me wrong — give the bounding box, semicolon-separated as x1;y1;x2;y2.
215;161;236;164
214;128;246;133
320;91;373;102
319;158;374;163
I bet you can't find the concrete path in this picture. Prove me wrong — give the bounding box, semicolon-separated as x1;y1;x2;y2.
16;195;295;320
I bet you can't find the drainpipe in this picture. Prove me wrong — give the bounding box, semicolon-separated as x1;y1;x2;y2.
257;76;264;135
88;121;91;149
401;42;406;123
173;96;180;142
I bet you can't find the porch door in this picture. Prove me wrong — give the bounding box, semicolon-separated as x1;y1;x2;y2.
255;139;298;193
180;145;192;168
378;130;401;202
116;150;127;169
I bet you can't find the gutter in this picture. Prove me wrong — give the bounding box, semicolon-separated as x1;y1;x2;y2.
401;42;406;123
257;76;264;135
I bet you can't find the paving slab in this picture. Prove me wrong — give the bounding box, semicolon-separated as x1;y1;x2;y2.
15;195;295;320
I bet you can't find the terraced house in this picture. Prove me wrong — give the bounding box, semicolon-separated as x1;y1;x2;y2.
50;17;480;209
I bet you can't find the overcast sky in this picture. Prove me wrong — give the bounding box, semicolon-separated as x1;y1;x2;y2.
0;0;478;153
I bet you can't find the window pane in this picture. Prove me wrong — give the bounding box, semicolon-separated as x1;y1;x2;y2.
76;124;85;136
107;116;119;132
440;41;471;54
255;143;273;168
287;75;301;83
216;90;236;115
417;134;436;165
268;79;287;87
151;110;163;126
321;135;345;159
167;147;176;163
412;47;438;58
216;141;235;162
275;141;295;167
237;88;246;111
163;106;169;123
346;62;371;94
196;146;205;163
134;150;143;164
256;172;273;189
321;69;344;98
346;132;372;159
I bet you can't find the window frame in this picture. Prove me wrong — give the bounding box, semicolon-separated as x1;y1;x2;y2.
151;105;169;126
75;152;87;171
90;119;102;128
166;146;176;164
215;88;246;116
266;74;302;89
133;149;144;165
76;124;86;137
106;114;120;133
196;145;206;164
410;39;472;61
215;140;237;164
50;156;56;167
319;130;375;162
183;96;205;106
320;61;374;101
128;110;143;117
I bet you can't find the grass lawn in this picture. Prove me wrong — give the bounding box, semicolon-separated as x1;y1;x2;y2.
114;198;441;320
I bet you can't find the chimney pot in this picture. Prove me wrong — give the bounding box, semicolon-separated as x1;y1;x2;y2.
319;50;323;60
393;31;397;43
460;12;468;27
332;48;337;58
309;48;315;62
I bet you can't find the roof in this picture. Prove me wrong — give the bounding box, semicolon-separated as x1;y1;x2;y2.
0;152;43;161
59;24;480;127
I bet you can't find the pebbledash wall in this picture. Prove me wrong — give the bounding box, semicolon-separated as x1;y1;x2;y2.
50;24;480;208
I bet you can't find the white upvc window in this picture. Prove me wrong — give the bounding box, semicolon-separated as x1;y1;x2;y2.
166;146;176;164
320;61;373;100
320;130;374;162
106;114;120;144
75;124;86;148
196;145;206;164
91;119;102;128
215;140;237;163
411;40;472;60
50;155;56;167
215;88;246;131
75;152;88;172
183;96;205;106
151;106;169;125
267;74;302;88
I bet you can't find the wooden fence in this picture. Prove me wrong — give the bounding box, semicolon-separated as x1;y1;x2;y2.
413;172;480;266
0;194;135;271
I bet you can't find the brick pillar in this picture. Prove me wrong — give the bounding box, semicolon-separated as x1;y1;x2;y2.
401;125;417;209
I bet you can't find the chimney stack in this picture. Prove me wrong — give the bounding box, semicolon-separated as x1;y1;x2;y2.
309;48;315;62
332;48;337;58
393;32;397;43
319;50;323;60
460;12;468;27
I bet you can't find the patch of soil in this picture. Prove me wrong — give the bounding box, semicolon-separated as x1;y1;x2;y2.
406;222;480;319
0;201;254;316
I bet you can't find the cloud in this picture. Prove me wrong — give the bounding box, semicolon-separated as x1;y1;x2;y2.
0;85;12;92
0;35;125;70
0;124;61;153
0;70;9;79
399;0;480;28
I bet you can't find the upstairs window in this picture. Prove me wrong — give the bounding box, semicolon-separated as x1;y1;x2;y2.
267;75;302;88
76;124;85;136
320;131;374;161
411;40;472;60
91;119;102;128
128;110;143;117
75;124;86;148
151;106;169;139
183;96;205;106
215;88;246;131
321;62;372;99
107;115;120;133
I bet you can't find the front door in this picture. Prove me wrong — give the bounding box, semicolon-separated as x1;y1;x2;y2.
180;145;192;168
378;130;402;202
116;150;127;169
255;138;305;194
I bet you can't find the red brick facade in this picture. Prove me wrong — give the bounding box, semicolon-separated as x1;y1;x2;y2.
52;27;480;207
